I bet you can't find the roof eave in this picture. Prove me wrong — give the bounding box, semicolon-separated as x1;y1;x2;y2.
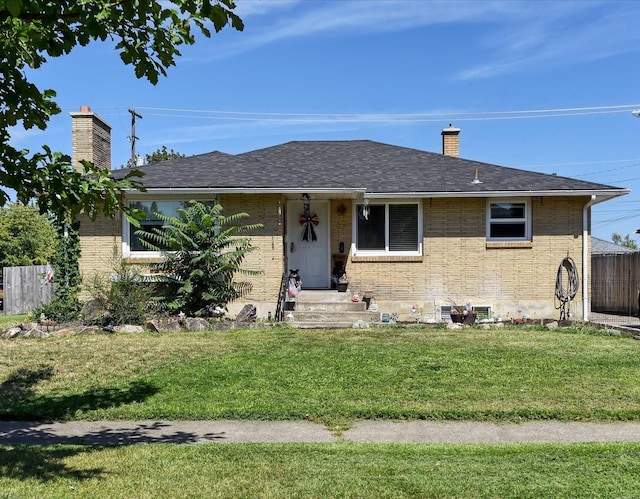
365;189;629;202
123;187;368;196
123;187;629;204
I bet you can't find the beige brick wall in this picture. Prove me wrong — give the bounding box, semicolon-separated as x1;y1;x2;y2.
220;194;285;305
345;196;588;320
71;111;111;171
77;195;285;310
78;194;590;320
330;199;353;255
77;213;122;298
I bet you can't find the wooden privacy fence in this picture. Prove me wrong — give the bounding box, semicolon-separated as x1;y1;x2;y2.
591;253;640;317
3;265;55;315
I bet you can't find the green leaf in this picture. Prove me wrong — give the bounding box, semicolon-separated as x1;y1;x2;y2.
6;0;22;16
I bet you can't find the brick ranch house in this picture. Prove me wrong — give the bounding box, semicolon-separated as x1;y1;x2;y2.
71;107;628;322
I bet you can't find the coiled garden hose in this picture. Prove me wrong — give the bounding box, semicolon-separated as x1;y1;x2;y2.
555;256;579;320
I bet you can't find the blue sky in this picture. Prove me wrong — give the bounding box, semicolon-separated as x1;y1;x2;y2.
10;0;640;242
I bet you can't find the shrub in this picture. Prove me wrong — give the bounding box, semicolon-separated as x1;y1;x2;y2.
136;201;263;317
86;258;158;326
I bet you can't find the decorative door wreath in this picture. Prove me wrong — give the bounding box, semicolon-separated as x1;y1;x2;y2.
299;194;319;241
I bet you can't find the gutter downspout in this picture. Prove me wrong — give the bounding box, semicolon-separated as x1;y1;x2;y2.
582;195;597;321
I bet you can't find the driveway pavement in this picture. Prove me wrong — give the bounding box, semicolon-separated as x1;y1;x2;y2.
3;420;640;445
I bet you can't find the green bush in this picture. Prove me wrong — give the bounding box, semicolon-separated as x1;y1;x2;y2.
136;201;263;317
86;260;158;326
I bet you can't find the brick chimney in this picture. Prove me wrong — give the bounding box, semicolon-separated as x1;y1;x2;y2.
70;105;112;171
441;124;460;157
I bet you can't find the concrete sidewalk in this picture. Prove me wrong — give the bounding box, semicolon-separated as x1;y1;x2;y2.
3;420;640;445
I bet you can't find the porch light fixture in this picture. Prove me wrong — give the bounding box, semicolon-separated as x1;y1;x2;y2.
362;199;370;220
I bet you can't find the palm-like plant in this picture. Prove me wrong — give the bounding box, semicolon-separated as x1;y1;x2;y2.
136;201;263;317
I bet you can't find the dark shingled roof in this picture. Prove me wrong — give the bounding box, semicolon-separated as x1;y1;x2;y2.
113;140;624;195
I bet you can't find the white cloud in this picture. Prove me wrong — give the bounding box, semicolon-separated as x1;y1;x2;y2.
455;2;640;79
208;0;536;60
212;0;640;81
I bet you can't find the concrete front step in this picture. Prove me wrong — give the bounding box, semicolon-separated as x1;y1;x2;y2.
295;302;367;312
290;311;380;323
295;290;359;303
289;321;371;329
283;289;376;328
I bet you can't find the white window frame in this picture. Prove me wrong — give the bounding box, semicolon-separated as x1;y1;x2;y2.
352;199;423;257
486;198;532;242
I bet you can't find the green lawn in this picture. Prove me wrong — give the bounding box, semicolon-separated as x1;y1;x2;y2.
0;313;28;328
1;442;639;498
2;325;639;428
3;325;640;497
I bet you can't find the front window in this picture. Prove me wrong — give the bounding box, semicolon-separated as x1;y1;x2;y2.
354;201;421;255
487;199;531;241
124;200;190;254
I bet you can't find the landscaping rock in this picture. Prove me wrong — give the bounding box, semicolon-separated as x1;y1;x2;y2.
231;304;257;329
114;325;145;333
29;329;51;338
2;327;22;339
184;317;211;331
145;317;183;333
352;320;370;328
21;323;43;337
546;321;559;330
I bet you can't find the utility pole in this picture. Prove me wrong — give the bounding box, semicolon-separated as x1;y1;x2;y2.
128;108;143;166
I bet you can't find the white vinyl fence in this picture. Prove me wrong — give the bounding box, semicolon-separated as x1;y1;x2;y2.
3;265;55;315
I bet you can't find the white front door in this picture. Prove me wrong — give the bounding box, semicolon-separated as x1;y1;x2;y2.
287;200;330;288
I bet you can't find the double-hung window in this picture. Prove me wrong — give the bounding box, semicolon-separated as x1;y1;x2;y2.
486;199;531;241
354;201;422;256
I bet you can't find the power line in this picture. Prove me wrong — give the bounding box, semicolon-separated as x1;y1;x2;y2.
130;103;640;118
75;103;640;123
61;103;640;176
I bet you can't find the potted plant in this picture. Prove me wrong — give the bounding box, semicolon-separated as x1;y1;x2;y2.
336;273;349;292
449;304;477;325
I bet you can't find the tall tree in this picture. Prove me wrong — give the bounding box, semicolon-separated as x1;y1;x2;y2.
1;1;243;223
145;146;186;164
0;203;58;267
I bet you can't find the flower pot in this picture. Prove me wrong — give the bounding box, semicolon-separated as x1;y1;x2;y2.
463;313;477;325
450;311;477;324
450;313;464;323
337;281;348;292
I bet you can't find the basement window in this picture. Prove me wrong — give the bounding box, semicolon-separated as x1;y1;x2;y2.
353;201;422;256
486;199;531;241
